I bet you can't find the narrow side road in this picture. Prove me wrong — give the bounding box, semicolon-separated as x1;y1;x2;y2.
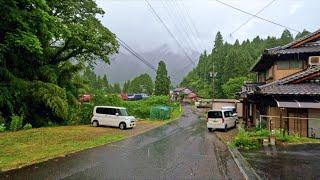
1;106;243;179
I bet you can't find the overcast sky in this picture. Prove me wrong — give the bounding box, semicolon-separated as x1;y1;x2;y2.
97;0;319;53
95;0;319;84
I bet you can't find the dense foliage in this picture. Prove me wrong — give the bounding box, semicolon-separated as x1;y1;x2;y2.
73;93;172;124
155;61;171;95
180;29;310;98
127;73;154;94
0;0;119;128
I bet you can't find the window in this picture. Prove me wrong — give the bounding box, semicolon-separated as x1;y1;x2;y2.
224;111;232;118
290;60;303;69
277;61;290;70
96;108;116;115
208;111;222;118
119;109;128;116
278;60;303;70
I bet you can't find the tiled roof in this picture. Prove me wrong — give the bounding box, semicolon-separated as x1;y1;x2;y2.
266;45;320;55
260;83;320;95
258;66;320;95
282;29;320;49
251;29;320;72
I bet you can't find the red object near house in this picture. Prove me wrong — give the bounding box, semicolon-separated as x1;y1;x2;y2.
80;94;92;102
120;93;128;100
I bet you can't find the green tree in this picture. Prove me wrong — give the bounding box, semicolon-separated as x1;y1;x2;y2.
0;0;119;127
128;74;153;94
222;77;251;98
180;29;302;99
123;80;130;93
155;61;170;96
295;29;310;39
110;83;121;94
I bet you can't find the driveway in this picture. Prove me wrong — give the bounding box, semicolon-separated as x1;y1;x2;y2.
1;106;243;179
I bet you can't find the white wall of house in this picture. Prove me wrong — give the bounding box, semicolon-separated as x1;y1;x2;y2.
308;109;320;138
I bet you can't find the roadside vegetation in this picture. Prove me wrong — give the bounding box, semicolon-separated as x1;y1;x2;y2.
232;128;320;150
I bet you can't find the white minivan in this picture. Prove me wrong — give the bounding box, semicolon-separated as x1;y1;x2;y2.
91;106;136;130
207;110;237;132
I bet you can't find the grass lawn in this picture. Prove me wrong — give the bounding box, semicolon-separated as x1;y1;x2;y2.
0;106;184;171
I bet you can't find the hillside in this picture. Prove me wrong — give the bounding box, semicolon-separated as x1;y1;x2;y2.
180;30;310;98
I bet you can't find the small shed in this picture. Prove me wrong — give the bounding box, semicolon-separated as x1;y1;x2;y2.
212;99;243;118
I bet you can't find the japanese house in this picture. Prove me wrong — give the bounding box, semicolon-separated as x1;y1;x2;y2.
239;29;320;137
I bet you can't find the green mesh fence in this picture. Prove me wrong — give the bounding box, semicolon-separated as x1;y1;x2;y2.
150;106;171;120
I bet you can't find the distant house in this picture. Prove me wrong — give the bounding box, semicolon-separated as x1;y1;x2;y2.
239;29;320;137
171;87;197;102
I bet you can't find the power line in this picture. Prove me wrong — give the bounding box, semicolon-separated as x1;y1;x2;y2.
144;0;196;65
214;0;300;33
159;0;195;53
230;0;276;36
166;0;202;53
117;37;157;72
117;37;181;82
177;0;207;51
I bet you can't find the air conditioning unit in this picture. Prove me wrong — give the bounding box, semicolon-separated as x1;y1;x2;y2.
309;56;320;66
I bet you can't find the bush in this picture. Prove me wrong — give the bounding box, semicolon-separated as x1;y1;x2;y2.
232;130;261;150
10;115;23;131
23;123;32;130
0;123;6;132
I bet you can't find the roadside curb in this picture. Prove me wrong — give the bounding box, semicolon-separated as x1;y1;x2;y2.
228;146;262;180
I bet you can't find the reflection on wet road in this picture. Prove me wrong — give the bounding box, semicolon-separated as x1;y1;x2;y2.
2;106;243;179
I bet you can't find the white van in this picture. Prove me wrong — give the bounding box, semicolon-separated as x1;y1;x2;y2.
91;106;136;130
207;110;237;132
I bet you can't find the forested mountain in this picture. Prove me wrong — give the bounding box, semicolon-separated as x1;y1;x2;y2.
180;30;310;99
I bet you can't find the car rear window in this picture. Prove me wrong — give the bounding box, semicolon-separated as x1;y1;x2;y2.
208;111;222;118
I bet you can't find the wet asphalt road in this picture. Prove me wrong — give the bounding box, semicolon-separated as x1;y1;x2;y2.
1;106;243;180
243;144;320;180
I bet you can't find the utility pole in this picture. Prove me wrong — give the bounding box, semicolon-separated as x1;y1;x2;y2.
212;62;215;98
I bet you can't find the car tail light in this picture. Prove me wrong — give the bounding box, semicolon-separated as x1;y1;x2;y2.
222;118;224;123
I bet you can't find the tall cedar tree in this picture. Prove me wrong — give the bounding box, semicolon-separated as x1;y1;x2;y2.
155;61;170;95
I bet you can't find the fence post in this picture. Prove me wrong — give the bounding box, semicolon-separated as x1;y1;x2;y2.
259;115;262;129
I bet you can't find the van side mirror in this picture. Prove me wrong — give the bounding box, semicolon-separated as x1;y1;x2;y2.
115;113;119;116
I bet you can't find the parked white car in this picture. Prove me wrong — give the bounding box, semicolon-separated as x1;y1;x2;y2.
207;109;237;132
91;106;136;130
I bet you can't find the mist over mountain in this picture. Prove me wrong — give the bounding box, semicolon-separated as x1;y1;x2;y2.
94;44;200;86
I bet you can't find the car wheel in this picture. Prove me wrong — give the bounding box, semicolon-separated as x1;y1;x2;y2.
92;120;99;127
119;122;126;130
208;128;213;132
233;121;237;128
224;125;227;132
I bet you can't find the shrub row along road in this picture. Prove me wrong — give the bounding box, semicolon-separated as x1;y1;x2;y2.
1;106;243;179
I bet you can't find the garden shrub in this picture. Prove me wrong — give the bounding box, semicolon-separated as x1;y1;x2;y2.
0;123;6;132
10;115;23;131
23;123;32;130
232;130;261;150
